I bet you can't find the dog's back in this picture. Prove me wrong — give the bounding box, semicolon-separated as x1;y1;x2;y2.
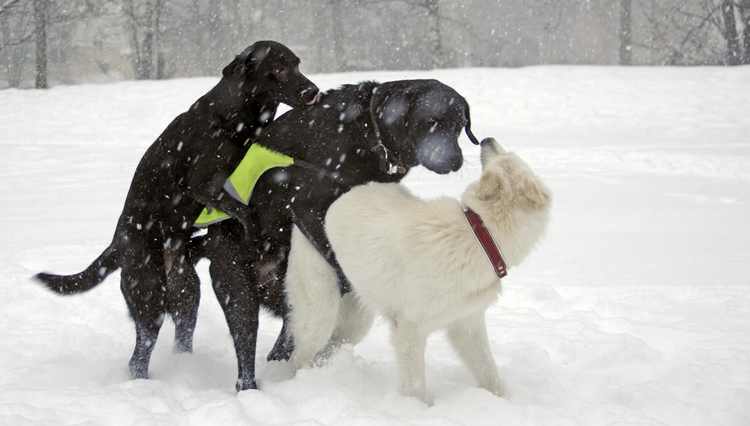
325;181;502;328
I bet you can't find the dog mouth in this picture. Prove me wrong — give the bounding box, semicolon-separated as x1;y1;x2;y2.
306;92;322;105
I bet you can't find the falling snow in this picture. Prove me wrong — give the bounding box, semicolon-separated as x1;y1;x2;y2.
1;66;749;426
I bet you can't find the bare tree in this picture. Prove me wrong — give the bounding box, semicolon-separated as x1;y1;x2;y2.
722;0;742;63
620;0;632;64
425;0;444;68
741;1;750;61
33;0;47;88
124;0;164;79
1;0;32;88
642;0;750;65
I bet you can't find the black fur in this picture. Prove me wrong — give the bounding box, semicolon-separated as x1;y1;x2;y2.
34;41;319;381
192;79;479;391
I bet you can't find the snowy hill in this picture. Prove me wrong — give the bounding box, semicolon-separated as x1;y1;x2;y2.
1;66;749;425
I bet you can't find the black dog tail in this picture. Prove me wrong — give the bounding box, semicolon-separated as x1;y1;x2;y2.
35;246;119;295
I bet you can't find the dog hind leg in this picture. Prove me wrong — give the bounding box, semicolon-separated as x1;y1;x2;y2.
129;319;163;379
446;313;504;397
165;245;200;354
267;319;294;362
120;257;168;380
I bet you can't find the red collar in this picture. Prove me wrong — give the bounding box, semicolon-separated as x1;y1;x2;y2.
464;208;508;278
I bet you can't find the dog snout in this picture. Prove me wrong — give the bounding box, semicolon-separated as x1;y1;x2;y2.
418;135;463;174
480;137;504;153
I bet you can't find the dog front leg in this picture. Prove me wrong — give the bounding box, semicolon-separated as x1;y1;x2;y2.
390;317;428;402
447;313;504;397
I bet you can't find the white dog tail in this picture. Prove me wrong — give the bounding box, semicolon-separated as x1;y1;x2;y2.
286;226;342;371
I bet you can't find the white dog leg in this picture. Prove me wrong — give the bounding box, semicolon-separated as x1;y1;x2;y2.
286;226;341;372
447;313;504;397
390;317;428;401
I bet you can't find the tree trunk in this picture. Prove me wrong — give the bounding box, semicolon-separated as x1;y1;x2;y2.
141;29;154;79
154;0;164;79
740;1;750;63
33;0;47;89
125;0;160;79
0;11;27;88
722;0;741;65
619;0;632;65
425;0;444;69
331;0;347;72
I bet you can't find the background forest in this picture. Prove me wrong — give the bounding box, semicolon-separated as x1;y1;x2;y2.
2;0;750;88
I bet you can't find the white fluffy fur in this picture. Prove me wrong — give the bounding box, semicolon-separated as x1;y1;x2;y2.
285;139;552;402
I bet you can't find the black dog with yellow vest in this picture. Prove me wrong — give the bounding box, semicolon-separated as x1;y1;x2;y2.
34;41;319;383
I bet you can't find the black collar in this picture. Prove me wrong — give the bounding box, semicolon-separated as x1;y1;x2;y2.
369;89;407;175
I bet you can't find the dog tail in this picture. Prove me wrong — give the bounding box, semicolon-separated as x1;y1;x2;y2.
34;246;119;294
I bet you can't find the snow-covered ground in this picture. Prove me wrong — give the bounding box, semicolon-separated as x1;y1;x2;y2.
1;66;749;426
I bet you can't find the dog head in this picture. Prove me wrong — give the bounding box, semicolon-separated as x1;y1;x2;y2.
375;80;479;174
462;138;552;265
468;137;551;208
222;41;319;107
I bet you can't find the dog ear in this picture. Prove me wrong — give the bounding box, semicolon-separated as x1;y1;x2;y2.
222;43;268;81
244;42;275;73
222;55;244;81
463;103;480;145
477;169;509;201
524;177;550;206
379;94;410;144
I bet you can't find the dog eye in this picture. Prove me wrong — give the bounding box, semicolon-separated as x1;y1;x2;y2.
275;68;285;75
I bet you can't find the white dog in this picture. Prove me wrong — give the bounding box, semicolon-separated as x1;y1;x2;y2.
285;138;552;402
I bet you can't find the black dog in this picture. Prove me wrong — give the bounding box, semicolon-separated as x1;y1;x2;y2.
34;41;319;382
192;79;479;391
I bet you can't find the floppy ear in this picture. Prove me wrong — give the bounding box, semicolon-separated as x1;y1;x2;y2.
477;169;509;201
464;103;480;145
222;55;244;81
378;93;410;144
524;177;549;206
222;43;266;81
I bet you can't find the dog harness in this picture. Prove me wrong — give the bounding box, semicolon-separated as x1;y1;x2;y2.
193;144;294;227
464;208;508;278
193;89;413;228
193;143;350;227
